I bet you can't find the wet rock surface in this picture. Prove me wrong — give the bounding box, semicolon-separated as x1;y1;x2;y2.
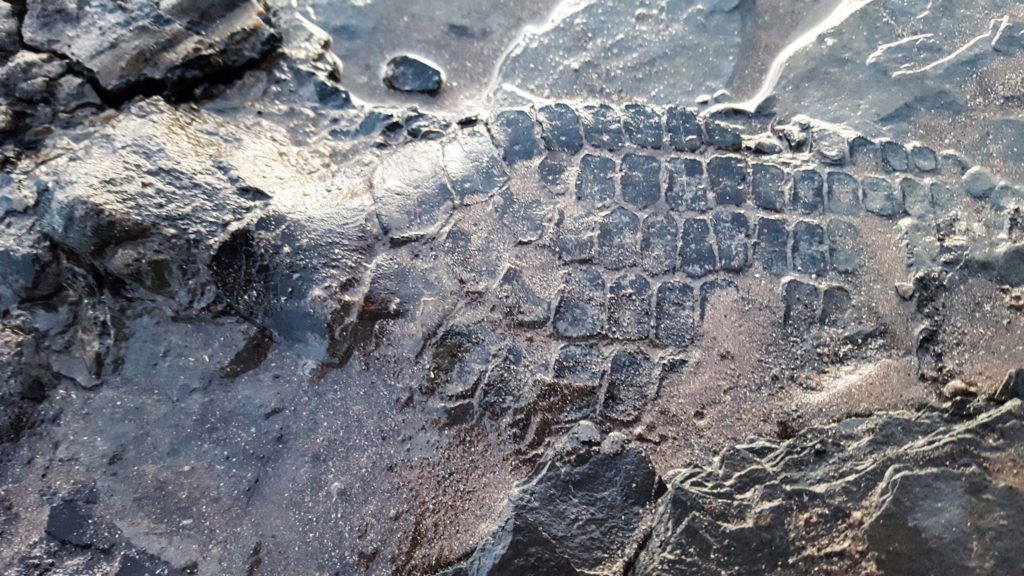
2;0;1024;574
384;55;445;95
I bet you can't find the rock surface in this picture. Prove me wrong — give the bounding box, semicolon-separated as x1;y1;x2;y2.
633;398;1024;575
2;0;1024;574
22;0;279;96
384;55;445;95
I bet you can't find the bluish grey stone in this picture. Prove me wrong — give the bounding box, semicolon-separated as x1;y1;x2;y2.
602;349;656;423
712;211;750;272
827;219;861;274
576;154;616;206
553;266;606;337
490;109;542;164
606;273;652;341
881;140;910;172
666;106;702;152
538;103;584;153
755;217;789;276
704;119;742;150
751;163;786;212
901;177;933;217
706;155;747;207
862;176;903;217
581;104;625;151
497;266;551;328
641;213;678;276
963;166;996;199
620;154;661;209
792;221;827;275
554;213;595;263
666;157;709;212
791;169;824;214
826;171;861;216
384;55;444;94
623;103;662;149
909;144;937;172
820;285;852;325
655;281;697;347
680;218;717;278
597;207;640;270
783;278;819;326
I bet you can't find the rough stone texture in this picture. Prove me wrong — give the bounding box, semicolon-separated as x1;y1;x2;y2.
22;0;279;95
464;437;659;576
633;399;1024;576
492;0;743;105
384;55;444;94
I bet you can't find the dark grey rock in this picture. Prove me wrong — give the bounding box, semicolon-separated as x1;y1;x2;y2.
931;181;958;213
580;104;625;152
880;140;910;172
622;103;662;149
963;167;996;199
620;153;661;209
490;109;542;164
679;218;717;278
576;154;616;206
428;325;491;400
665;157;709;212
496;266;550;328
443;126;509;203
827;219;861;274
0;3;18;55
602;349;656;422
22;0;278;95
538;103;584;153
539;153;569;190
46;498;119;550
553;267;606;338
792;221;828;276
706;155;747;206
992;19;1024;53
552;344;604;384
820;285;852;325
755;217;789;276
704;119;742;150
826;171;862;216
494;187;546;244
465;442;659;575
384;55;444;94
606;273;652;341
655;281;697;347
994;369;1024;401
900;177;933;217
791;169;824;214
867;468;1024;576
849;136;880;167
909;144;938;172
634;400;1024;576
641;213;678;276
597;207;641;270
712;212;750;272
751;163;786;212
374;140;454;239
554;212;596;264
665;106;702;152
782;278;819;326
479;346;531;419
995;244;1024;286
862;176;903;217
813;126;848;164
